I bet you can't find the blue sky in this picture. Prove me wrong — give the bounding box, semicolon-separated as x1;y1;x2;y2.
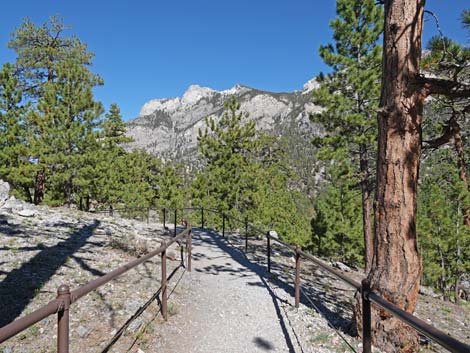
0;0;468;121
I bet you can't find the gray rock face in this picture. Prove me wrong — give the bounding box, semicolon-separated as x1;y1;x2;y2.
0;180;10;207
126;79;322;163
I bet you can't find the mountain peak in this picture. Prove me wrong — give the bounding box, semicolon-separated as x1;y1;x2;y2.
302;77;320;94
182;85;216;105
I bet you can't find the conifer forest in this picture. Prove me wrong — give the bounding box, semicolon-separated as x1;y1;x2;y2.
1;1;470;352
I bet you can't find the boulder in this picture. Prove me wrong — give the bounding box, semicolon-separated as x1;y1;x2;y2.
17;209;38;217
268;230;279;239
419;285;440;298
2;197;24;213
0;180;10;207
457;278;470;301
332;261;352;272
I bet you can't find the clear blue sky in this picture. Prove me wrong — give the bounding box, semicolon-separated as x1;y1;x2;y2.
0;0;468;121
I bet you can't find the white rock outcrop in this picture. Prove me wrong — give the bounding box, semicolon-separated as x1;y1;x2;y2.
127;77;322;162
0;179;10;207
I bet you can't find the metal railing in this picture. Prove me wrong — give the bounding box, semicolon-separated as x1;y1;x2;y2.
2;204;470;353
163;206;470;353
0;224;192;353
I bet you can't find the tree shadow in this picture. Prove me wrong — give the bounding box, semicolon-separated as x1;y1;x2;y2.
0;214;26;238
192;228;297;353
101;264;185;353
194;228;355;337
0;220;100;327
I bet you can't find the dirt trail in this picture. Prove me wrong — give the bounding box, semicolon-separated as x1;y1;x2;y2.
157;227;302;353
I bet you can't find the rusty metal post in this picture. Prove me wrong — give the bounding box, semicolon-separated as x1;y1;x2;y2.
295;247;301;308
180;241;184;266
245;217;248;253
174;209;177;237
186;228;192;272
147;207;150;224
267;231;271;273
57;284;71;353
201;207;204;229
163;208;166;228
161;241;168;321
362;279;372;353
222;213;225;237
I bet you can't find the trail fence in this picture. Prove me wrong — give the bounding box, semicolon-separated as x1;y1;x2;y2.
1;206;469;353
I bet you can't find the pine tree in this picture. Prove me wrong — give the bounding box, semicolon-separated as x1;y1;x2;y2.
8;16;100;204
312;0;383;271
8;16;93;97
194;98;312;243
366;1;470;351
195;97;258;219
94;103;133;209
0;63;36;201
28;59;103;206
421;14;470;226
418;148;470;302
311;151;364;265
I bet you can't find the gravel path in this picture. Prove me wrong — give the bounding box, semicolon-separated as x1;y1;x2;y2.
157;227;303;353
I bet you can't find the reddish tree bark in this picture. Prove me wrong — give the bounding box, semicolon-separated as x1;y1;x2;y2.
355;1;470;351
362;1;425;352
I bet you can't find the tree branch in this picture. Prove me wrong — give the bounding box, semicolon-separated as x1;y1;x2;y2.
423;124;453;149
417;75;470;99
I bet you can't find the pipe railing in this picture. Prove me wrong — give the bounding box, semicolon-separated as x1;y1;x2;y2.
3;204;469;353
111;204;469;353
0;225;192;352
161;205;470;353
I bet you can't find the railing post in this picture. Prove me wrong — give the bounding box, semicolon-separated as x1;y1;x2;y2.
362;279;372;353
174;209;177;237
57;284;71;353
186;227;192;272
161;240;168;321
163;208;166;229
180;240;184;266
222;213;225;238
267;231;271;273
201;207;204;229
245;217;248;253
295;247;301;308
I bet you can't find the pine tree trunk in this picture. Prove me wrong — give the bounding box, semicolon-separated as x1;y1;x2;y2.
33;168;45;205
356;1;425;352
24;187;33;204
359;144;373;273
451;118;470;226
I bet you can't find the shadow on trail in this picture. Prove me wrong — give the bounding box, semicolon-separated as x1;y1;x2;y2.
253;336;275;350
191;227;355;348
191;228;298;352
101;264;186;353
0;220;100;327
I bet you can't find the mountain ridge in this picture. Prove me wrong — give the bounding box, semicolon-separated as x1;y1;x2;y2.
125;78;322;163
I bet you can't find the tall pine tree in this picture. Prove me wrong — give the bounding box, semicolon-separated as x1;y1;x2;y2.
311;0;383;271
0;63;35;201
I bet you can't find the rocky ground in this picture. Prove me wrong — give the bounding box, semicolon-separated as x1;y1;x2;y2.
224;232;470;353
0;194;185;353
0;185;468;353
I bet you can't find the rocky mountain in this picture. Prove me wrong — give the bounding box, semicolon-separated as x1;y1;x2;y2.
125;78;323;163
